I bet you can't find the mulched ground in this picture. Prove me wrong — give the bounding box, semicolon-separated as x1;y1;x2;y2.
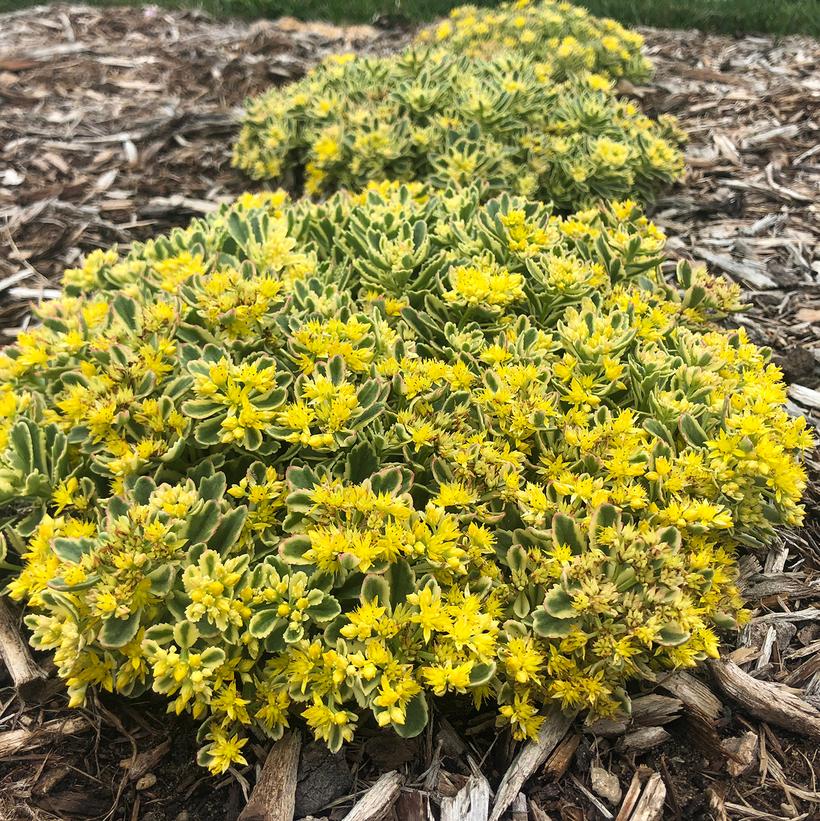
0;6;819;821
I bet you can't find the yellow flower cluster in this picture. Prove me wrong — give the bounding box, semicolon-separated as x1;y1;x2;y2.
0;185;810;774
415;0;653;82
233;50;683;207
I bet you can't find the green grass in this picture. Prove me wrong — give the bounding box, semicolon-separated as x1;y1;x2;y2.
1;0;817;38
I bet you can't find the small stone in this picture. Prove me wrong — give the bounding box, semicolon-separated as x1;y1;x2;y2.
135;773;157;791
590;765;622;806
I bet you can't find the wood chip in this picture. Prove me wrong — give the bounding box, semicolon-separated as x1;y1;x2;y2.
120;738;171;781
630;695;683;726
489;709;574;821
542;733;580;780
711;659;820;740
617;727;671;754
510;792;528;821
0;715;90;759
440;774;491;821
529;800;553;821
238;731;301;821
657;671;722;721
0;597;47;699
341;771;402;821
692;247;778;289
721;731;759;777
395;789;434;821
570;773;615;820
623;772;667;821
788;384;820;410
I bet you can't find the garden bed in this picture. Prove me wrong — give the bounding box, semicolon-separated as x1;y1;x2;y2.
0;6;819;821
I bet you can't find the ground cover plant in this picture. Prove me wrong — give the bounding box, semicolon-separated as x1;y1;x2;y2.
232;51;684;204
0;183;811;774
414;0;653;82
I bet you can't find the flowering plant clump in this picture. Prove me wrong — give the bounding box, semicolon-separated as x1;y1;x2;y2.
415;0;653;83
232;51;684;206
0;184;811;774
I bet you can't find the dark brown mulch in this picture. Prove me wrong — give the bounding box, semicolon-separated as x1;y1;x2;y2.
1;6;819;821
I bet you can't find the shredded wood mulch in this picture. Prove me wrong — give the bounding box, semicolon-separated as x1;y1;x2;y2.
0;6;819;821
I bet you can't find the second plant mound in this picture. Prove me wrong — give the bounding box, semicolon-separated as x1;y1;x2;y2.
0;185;810;774
233;52;684;206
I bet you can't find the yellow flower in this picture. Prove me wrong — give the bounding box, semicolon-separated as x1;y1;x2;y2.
204;730;248;775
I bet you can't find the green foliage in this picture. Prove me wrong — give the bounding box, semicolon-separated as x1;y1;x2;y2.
232;50;684;206
415;0;653;82
0;184;811;771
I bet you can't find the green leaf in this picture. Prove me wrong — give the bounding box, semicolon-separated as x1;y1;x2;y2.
144;623;175;645
99;611;141;648
185;501;220;544
306;595;341;623
209;506;248;555
48;573;100;592
679;413;707;447
285;490;313;513
543;587;576;619
532;609;574;638
506;545;528;574
52;537;95;564
227;209;250;247
199;473;227;501
248;608;281;639
385;560;415;610
644;418;674;446
369;467;403;496
112;295;139;331
287;465;316;490
513;589;530;619
283;622;304;644
590;504;620;534
361;574;390;606
712;611;737;629
552;513;585;553
193;417;223;447
684;284;708;311
147;565;175;596
345;439;380;483
174;621;200;649
469;661;496;687
200;647;226;668
657;622;691;646
392;692;428;739
9;421;34;473
658;527;682;550
280;534;312;564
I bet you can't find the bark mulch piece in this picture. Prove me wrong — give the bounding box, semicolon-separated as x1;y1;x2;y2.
1;6;820;821
633;28;820;398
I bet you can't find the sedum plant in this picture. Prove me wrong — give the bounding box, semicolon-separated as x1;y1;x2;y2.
0;184;811;773
232;51;684;206
415;0;653;83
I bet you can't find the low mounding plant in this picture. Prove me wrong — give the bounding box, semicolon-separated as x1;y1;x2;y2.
0;184;810;774
415;0;653;83
232;51;684;206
